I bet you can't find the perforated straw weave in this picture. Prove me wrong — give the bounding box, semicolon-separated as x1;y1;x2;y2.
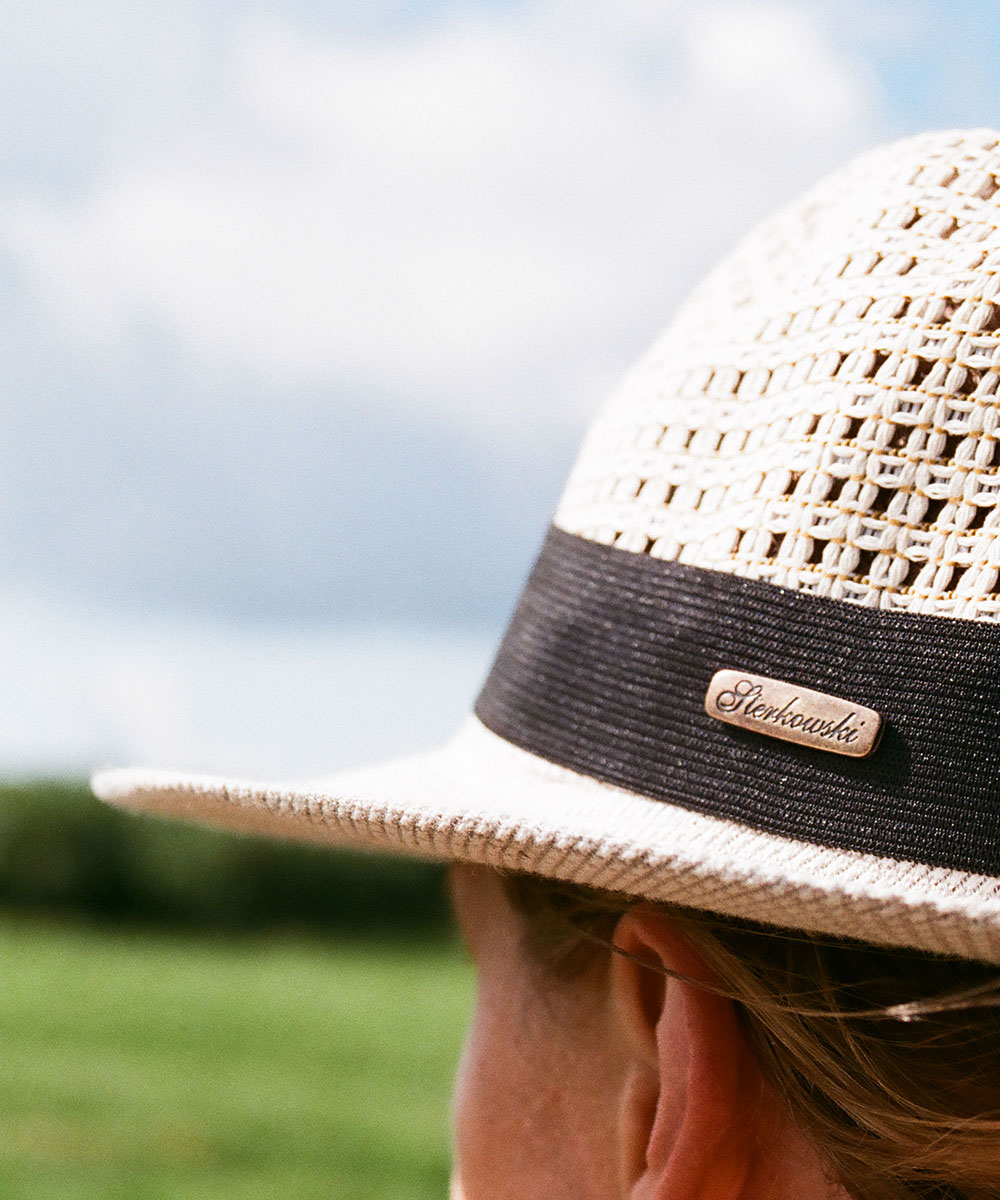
94;129;1000;964
557;128;1000;619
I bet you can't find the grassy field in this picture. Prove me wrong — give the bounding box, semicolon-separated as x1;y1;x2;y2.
0;919;473;1199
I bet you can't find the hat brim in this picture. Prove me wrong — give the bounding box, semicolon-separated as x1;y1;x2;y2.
92;716;1000;964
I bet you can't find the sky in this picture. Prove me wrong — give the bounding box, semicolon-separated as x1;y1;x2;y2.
3;0;1000;776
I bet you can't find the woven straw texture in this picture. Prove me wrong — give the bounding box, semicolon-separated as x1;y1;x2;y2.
93;129;1000;962
92;716;1000;964
557;129;1000;620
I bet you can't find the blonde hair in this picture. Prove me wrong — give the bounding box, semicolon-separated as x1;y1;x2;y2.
502;872;1000;1200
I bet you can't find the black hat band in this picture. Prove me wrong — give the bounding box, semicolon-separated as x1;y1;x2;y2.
475;524;1000;875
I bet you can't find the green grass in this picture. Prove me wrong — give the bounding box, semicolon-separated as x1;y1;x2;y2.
0;920;473;1199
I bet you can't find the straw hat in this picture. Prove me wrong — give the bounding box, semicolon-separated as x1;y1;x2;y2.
94;128;1000;964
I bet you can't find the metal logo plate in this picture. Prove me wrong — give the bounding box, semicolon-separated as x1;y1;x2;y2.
704;669;882;758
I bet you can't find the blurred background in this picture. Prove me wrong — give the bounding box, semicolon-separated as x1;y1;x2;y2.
2;0;999;1195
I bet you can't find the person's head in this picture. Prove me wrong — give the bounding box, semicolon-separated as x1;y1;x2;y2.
450;864;1000;1200
94;127;1000;1198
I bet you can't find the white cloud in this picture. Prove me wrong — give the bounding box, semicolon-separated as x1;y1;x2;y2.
687;4;867;127
0;0;218;179
2;1;886;439
0;588;493;776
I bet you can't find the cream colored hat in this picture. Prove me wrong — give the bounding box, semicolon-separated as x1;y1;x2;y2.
94;128;1000;964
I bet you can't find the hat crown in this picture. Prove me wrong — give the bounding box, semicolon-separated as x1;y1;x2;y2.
557;128;1000;621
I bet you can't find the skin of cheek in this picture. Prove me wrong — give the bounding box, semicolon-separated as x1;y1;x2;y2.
449;866;626;1200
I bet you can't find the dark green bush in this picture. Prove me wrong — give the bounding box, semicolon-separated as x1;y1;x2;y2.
0;779;452;935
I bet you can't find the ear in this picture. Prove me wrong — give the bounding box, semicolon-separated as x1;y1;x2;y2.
609;909;837;1200
609;908;753;1200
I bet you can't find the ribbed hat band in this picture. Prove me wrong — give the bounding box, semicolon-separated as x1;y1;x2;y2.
477;525;1000;875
